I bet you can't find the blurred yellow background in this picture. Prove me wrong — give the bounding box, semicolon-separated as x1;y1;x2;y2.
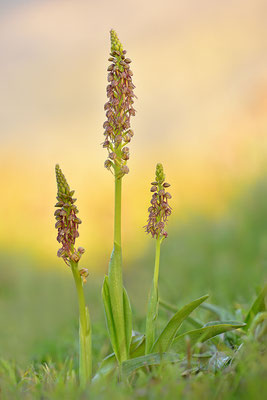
0;0;267;271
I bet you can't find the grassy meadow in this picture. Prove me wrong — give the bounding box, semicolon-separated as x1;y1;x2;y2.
0;177;266;399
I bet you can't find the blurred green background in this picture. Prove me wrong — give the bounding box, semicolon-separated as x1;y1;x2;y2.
0;0;267;370
1;178;267;368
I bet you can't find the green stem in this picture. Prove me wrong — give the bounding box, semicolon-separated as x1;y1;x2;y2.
154;236;161;289
70;261;92;387
107;166;127;362
145;236;162;354
114;169;122;245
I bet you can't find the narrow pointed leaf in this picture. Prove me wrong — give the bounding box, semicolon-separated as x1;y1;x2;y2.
92;353;117;383
102;276;120;360
130;337;146;358
145;283;158;354
85;306;92;379
122;353;181;377
108;242;127;361
203;320;245;328
172;322;246;353
244;283;267;330
152;295;209;353
159;298;203;328
123;286;132;357
130;333;145;354
93;333;146;382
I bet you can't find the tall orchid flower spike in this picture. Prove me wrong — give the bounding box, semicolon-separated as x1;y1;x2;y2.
101;30;135;364
103;29;136;178
144;163;172;354
55;164;92;386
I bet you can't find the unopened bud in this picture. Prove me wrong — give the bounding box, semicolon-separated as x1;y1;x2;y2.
104;159;112;169
122;146;129;154
121;165;129;175
124;134;131;143
122;153;129;160
127;130;134;137
115;135;122;144
70;253;80;263
102;140;110;148
156;163;165;184
109;152;116;160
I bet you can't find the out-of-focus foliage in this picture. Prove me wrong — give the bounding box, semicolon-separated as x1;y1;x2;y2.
0;178;266;368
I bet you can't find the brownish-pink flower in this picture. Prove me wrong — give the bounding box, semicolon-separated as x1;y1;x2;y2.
55;164;85;265
144;163;172;238
103;29;136;177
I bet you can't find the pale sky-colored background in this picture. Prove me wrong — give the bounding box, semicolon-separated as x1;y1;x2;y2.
0;0;267;270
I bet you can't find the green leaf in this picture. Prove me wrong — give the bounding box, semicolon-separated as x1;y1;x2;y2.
145;283;159;354
248;311;267;339
107;242;127;362
92;353;117;383
152;295;209;353
130;335;146;358
93;334;147;382
172;322;246;353
122;353;181;377
83;306;92;380
244;283;267;330
102;276;119;361
130;333;145;354
159;298;203;328
123;287;132;357
203;320;245;328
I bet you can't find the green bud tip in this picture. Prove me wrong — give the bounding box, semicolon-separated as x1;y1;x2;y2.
155;163;165;185
110;29;123;54
55;164;70;196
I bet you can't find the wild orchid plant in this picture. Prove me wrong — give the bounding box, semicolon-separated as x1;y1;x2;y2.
144;163;172;354
101;29;135;364
54;165;91;386
52;30;254;384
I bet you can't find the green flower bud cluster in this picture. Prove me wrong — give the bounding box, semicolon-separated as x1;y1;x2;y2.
110;29;123;54
155;163;165;185
56;164;70;195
